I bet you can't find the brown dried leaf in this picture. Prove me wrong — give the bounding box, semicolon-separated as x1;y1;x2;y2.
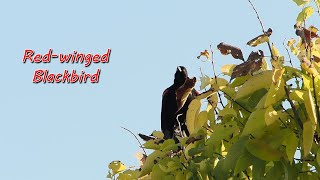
295;25;319;43
247;50;264;62
231;51;264;79
217;42;244;61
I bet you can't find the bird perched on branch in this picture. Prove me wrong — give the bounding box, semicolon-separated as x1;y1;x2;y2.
161;66;198;139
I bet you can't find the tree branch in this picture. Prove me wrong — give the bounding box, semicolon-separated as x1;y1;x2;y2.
247;0;274;60
312;75;320;125
284;86;303;131
120;126;147;155
210;44;225;108
224;92;252;113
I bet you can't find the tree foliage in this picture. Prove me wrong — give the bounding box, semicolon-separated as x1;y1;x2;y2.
108;1;320;179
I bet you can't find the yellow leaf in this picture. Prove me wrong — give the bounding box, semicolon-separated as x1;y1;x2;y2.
303;121;315;157
196;89;216;100
186;99;202;134
289;90;306;102
301;58;320;76
264;106;279;126
292;0;311;7
308;25;318;34
235;71;273;100
287;38;296;47
108;161;126;174
264;69;285;107
221;64;237;76
287;38;301;55
301;73;312;90
247;28;272;47
247;34;269;47
304;90;318;126
296;6;314;26
197;50;210;61
261;58;270;70
272;43;280;57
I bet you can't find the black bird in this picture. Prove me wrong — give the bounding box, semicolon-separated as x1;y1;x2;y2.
161;66;198;139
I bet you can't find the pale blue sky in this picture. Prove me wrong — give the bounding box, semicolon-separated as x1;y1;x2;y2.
0;0;316;179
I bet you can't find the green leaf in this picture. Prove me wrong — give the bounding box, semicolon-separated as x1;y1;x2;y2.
303;121;314;157
195;111;208;131
233;148;253;175
251;157;266;180
283;131;298;164
234;70;273;100
248;88;268;109
265;162;283;180
200;75;211;90
139;150;166;177
317;148;320;166
246;139;285;161
160;139;178;152
212;159;229;180
143;140;161;150
242;108;266;137
223;136;249;171
206;121;238;145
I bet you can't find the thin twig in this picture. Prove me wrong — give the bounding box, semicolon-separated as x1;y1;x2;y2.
202;125;214;133
284;86;303;131
314;0;320;16
224;92;252;113
247;0;265;31
209;44;225;108
280;104;295;120
283;40;300;88
247;0;274;60
120;126;147;155
312;75;320;125
278;118;288;128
